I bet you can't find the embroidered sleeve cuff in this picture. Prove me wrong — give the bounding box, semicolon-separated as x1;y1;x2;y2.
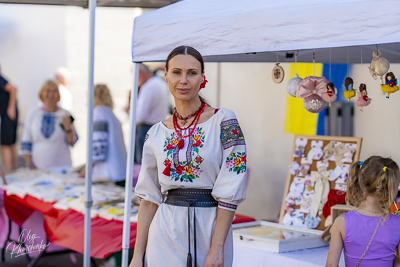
20;142;33;154
218;201;237;212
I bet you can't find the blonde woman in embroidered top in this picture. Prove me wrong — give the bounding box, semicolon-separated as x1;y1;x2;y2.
130;46;247;267
79;84;127;185
20;80;78;170
326;156;400;267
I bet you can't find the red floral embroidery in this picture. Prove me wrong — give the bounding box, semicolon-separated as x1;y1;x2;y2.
193;140;202;148
166;144;175;151
176;165;184;175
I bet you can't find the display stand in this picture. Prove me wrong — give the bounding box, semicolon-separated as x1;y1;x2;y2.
279;135;362;230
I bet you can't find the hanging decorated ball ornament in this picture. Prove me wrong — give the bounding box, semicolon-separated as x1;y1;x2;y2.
303;94;326;113
286;73;302;97
272;63;285;84
296;76;328;113
368;49;390;83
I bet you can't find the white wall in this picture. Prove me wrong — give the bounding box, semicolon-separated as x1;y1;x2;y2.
0;4;143;166
0;4;67;118
352;64;400;163
218;63;293;221
1;4;400;222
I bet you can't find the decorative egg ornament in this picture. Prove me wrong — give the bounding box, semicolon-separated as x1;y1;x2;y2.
303;94;326;113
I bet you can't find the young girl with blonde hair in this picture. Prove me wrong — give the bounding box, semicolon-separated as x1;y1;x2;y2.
326;156;400;267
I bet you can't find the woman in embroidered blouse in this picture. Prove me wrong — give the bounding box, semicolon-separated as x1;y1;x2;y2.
130;46;247;267
78;84;127;184
20;80;77;170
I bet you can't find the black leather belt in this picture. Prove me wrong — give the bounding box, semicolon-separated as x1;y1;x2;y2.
165;189;218;267
165;188;218;207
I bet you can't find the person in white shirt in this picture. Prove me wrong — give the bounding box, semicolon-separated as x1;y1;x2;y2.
79;84;127;184
135;63;169;164
55;66;74;114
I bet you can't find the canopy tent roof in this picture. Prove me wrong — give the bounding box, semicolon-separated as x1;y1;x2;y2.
131;0;400;63
0;0;179;8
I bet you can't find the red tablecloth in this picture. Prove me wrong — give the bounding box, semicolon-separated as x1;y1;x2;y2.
3;193;255;258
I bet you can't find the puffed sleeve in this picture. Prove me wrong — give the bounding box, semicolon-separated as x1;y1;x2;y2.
20;108;35;155
212;109;247;212
134;127;162;205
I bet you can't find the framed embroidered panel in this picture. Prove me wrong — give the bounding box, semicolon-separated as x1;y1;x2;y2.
279;135;362;231
272;64;285;84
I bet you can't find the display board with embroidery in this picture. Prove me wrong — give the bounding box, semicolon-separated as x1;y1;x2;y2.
279;135;362;231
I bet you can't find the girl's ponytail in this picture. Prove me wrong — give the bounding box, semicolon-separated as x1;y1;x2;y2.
346;161;363;207
376;163;399;212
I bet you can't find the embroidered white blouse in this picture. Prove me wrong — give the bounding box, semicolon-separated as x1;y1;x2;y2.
92;106;127;182
135;107;247;267
20;107;77;170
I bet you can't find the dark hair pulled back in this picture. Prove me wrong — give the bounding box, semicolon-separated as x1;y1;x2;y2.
165;46;204;73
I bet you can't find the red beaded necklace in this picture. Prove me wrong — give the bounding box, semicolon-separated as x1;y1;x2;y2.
173;102;206;149
174;102;204;125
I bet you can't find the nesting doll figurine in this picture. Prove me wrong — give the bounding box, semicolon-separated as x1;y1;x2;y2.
355;83;371;111
381;72;399;99
321;82;337;107
343;77;356;101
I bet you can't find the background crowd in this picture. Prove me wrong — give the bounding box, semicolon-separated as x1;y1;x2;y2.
0;63;170;181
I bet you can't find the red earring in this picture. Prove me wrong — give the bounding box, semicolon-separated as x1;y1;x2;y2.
199;76;208;90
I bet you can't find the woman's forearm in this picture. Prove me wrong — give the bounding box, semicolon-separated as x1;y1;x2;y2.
5;83;17;109
210;208;235;249
23;154;35;169
130;199;158;265
205;208;235;267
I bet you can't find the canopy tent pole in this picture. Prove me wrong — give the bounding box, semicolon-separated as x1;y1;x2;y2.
121;63;139;267
83;0;96;265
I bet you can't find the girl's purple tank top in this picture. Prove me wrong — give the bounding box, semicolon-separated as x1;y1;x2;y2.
344;211;400;267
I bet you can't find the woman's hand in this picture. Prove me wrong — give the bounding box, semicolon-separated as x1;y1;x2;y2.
205;208;234;267
61;115;72;131
0;168;7;185
7;106;16;120
23;155;36;170
78;166;85;178
28;163;37;170
205;246;224;267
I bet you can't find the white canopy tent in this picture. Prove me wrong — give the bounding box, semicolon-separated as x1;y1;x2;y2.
123;0;400;265
130;0;400;63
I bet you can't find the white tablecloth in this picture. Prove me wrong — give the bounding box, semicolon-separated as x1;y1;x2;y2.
233;241;345;267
